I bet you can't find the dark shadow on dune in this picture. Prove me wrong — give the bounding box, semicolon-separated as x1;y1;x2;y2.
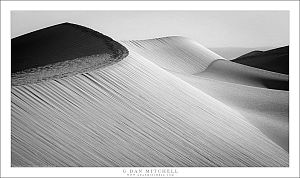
12;22;128;73
263;78;289;91
232;46;289;75
11;23;129;86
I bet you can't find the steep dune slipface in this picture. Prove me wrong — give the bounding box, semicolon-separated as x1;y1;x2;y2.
12;23;128;86
196;59;289;90
121;36;224;74
173;72;289;152
12;52;288;167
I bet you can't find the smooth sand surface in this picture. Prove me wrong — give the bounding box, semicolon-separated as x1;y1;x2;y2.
195;59;288;90
172;72;289;152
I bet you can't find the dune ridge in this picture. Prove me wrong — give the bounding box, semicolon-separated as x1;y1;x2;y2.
172;71;289;152
121;36;224;74
196;59;288;90
123;37;289;151
11;23;128;86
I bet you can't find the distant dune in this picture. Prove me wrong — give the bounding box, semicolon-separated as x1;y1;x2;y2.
11;23;128;86
232;46;289;74
236;50;264;58
196;59;288;90
11;23;289;167
209;47;272;60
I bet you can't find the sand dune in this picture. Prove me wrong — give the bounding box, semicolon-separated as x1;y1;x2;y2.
195;59;288;90
12;52;288;167
12;23;128;86
172;72;289;152
209;47;272;60
236;50;264;58
121;36;223;74
232;46;289;74
11;24;289;167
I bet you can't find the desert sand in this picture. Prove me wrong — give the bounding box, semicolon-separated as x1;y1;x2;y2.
11;23;289;167
195;59;288;90
12;23;128;86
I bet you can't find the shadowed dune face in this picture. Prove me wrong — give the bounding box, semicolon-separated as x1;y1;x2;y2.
11;23;128;86
121;37;224;74
196;59;289;91
11;23;289;167
232;46;289;75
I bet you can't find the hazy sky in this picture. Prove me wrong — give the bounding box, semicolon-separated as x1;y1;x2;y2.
11;11;289;48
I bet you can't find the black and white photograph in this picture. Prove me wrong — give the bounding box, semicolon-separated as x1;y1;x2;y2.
1;1;299;178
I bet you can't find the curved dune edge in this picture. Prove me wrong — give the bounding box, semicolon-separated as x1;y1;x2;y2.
12;34;221;86
196;59;289;90
11;51;128;86
11;23;129;86
121;36;224;74
172;71;289;152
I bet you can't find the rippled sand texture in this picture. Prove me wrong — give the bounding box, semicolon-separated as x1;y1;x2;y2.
11;24;289;167
121;37;224;74
12;53;288;167
123;38;289;152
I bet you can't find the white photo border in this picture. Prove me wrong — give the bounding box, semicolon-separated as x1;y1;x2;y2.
1;1;299;177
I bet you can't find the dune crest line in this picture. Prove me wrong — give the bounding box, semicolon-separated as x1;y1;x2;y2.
11;23;128;86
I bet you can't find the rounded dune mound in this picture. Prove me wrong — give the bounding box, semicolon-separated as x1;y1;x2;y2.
236;50;264;58
196;59;289;90
121;36;224;74
11;22;128;86
232;46;289;75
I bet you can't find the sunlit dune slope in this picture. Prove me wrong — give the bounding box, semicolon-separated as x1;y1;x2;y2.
12;23;128;86
195;59;288;90
123;37;289;152
12;52;288;167
232;46;289;74
173;72;289;152
121;36;224;74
